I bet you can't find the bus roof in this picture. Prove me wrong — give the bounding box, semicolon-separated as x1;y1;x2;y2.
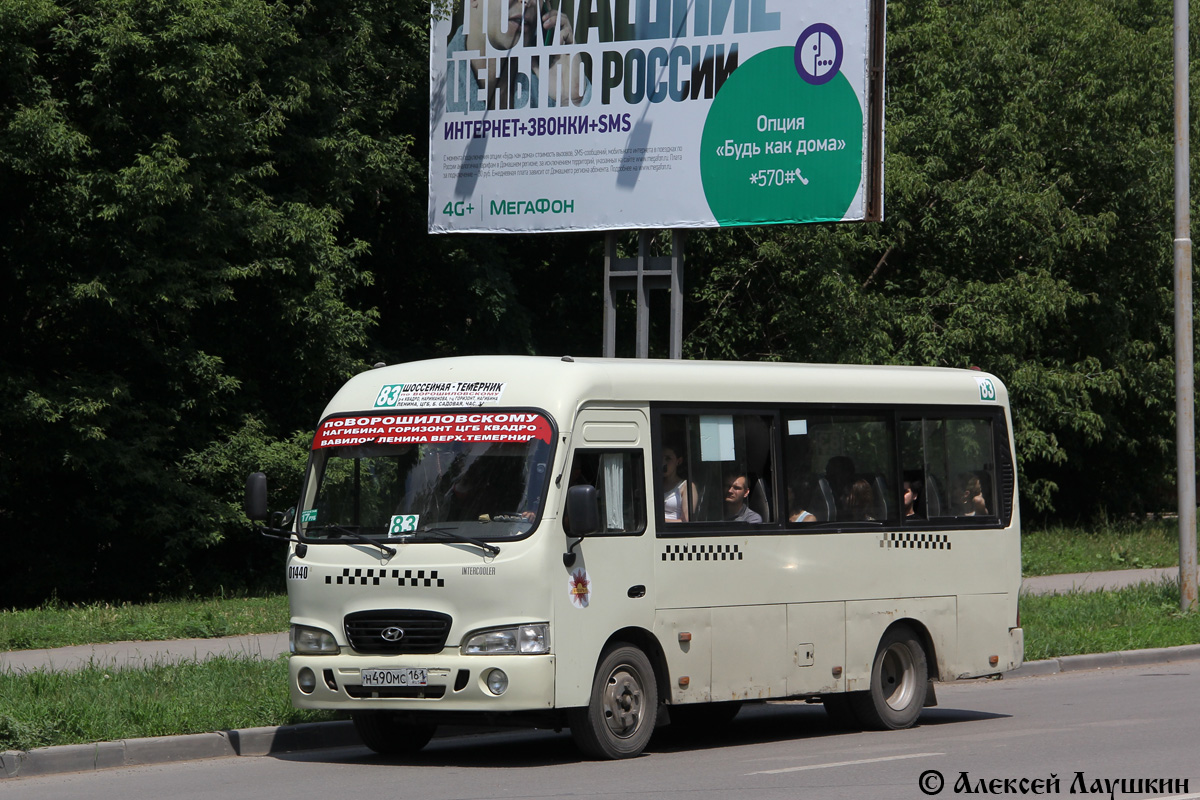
321;357;1009;424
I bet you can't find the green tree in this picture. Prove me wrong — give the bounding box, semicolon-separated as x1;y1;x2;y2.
0;0;435;604
4;0;1197;610
682;0;1194;519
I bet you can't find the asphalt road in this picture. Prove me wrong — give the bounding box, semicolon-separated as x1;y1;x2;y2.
6;662;1199;800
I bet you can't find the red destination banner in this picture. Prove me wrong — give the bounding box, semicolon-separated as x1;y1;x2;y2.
312;412;552;450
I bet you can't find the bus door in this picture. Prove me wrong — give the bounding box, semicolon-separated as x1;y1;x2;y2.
552;409;654;708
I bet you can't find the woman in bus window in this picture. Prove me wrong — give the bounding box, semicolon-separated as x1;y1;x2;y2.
662;444;697;522
844;478;877;521
788;480;818;523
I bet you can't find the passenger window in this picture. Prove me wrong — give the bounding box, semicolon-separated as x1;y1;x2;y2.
783;413;896;523
563;450;646;535
900;417;995;520
659;413;775;524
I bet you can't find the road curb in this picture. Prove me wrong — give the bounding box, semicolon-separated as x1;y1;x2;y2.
5;643;1200;779
1006;643;1200;679
0;721;359;779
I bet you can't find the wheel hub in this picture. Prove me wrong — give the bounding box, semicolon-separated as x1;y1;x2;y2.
602;668;644;738
880;642;916;711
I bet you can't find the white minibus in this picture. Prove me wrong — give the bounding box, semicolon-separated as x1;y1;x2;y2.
246;356;1023;759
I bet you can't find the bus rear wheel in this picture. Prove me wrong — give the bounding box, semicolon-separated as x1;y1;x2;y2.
351;711;436;755
569;644;658;759
851;624;928;730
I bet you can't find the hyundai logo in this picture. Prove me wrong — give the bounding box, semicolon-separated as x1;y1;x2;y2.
380;627;405;642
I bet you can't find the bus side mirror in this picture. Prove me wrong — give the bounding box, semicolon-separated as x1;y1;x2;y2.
245;472;270;521
566;484;601;536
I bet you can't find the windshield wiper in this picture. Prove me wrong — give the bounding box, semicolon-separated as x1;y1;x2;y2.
310;525;397;558
419;526;501;557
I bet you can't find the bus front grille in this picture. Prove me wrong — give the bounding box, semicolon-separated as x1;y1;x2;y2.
344;610;452;654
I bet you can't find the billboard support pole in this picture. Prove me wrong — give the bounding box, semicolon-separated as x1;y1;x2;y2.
1173;0;1196;613
603;230;685;359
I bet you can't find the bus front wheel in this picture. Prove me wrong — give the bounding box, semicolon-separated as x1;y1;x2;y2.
569;644;658;759
351;711;436;755
851;624;928;730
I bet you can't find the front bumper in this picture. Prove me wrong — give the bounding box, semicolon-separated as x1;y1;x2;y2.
289;651;556;712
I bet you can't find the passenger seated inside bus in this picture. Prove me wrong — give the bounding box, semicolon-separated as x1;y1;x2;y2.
722;471;762;523
661;442;698;523
903;479;922;518
843;478;878;521
443;464;486;521
825;456;855;497
954;472;990;516
787;481;818;523
822;455;855;519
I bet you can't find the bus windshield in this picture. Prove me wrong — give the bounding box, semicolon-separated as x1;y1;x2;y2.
299;411;554;542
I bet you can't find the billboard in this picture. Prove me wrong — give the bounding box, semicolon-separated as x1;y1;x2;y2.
429;0;885;233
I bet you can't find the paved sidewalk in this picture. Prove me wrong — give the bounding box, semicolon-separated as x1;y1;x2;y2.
1020;566;1179;596
0;632;288;675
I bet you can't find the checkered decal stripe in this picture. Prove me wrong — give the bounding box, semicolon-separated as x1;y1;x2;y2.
880;533;952;550
661;544;743;562
325;568;445;587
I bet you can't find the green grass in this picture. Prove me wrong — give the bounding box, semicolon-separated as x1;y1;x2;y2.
0;656;338;752
1021;518;1184;576
0;595;288;651
1020;579;1200;661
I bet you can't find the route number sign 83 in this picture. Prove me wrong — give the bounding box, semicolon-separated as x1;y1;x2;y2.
389;514;419;535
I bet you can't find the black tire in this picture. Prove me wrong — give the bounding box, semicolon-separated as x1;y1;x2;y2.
351;711;436;755
850;624;928;730
569;644;658;759
821;692;863;729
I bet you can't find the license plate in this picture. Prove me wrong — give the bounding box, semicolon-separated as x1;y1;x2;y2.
360;668;428;687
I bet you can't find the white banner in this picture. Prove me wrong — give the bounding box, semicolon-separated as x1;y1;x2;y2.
429;0;882;233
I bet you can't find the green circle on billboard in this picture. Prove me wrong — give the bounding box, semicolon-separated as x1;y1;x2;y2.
701;47;864;226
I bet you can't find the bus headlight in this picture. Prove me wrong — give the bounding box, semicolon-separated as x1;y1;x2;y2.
462;624;550;655
291;624;339;655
